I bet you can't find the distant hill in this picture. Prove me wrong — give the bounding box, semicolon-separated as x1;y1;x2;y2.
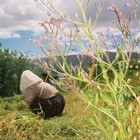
31;52;140;72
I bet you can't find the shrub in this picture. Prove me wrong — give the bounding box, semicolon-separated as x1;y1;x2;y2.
0;49;30;97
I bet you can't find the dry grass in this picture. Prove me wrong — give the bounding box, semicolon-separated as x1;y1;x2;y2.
0;93;103;140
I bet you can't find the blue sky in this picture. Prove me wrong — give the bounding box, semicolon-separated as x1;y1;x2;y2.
1;30;45;57
0;0;139;58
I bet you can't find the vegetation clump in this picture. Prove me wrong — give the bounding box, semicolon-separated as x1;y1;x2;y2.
0;49;30;97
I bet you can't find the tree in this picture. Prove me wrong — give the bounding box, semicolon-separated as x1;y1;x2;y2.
0;42;2;47
0;49;31;97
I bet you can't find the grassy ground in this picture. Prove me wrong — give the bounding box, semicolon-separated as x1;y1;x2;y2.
1;59;140;140
0;92;103;140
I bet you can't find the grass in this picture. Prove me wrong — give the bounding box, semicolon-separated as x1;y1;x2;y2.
0;92;103;140
1;59;140;140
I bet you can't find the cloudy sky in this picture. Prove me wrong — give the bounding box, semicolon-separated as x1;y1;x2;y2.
0;0;139;57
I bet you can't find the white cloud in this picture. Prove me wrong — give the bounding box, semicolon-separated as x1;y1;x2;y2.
44;0;139;41
0;0;139;39
0;30;21;39
0;0;47;39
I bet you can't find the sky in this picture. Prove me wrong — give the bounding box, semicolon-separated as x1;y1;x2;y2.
0;0;140;58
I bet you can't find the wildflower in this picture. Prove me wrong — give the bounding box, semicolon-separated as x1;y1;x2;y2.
111;42;117;48
132;10;137;17
64;43;67;47
29;38;33;42
133;137;137;140
106;27;111;34
127;94;131;98
136;31;140;39
56;16;61;22
32;52;37;57
137;95;140;101
121;23;125;30
136;71;139;76
71;66;77;74
71;48;77;52
137;49;140;55
133;33;140;44
114;131;119;138
128;126;131;133
130;65;133;68
124;1;132;8
60;35;63;41
135;66;139;70
107;4;116;13
138;60;140;63
53;57;57;62
76;28;80;33
47;11;51;16
87;40;95;47
138;129;140;134
127;78;132;84
30;39;40;44
97;85;101;90
77;52;81;57
129;103;133;111
119;102;123;106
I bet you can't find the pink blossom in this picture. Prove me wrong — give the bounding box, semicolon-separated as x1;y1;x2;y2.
87;39;95;47
124;1;132;8
31;39;41;44
107;4;117;13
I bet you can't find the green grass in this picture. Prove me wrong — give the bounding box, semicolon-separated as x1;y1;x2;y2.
1;59;140;140
0;93;103;140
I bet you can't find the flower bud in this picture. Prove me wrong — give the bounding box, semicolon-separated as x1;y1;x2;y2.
129;103;133;111
135;65;139;69
130;65;133;68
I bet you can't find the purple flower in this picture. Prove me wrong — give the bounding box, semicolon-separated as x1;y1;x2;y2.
87;40;95;47
107;28;110;33
71;48;77;52
56;16;61;22
60;36;63;41
112;42;116;48
107;4;116;12
124;2;129;7
47;11;51;16
29;39;33;42
108;40;116;49
124;1;132;8
32;52;37;57
106;28;111;37
77;52;81;56
120;23;125;30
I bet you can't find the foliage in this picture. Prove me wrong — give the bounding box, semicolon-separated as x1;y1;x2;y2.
0;67;139;140
0;42;2;47
0;49;30;97
31;0;140;139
